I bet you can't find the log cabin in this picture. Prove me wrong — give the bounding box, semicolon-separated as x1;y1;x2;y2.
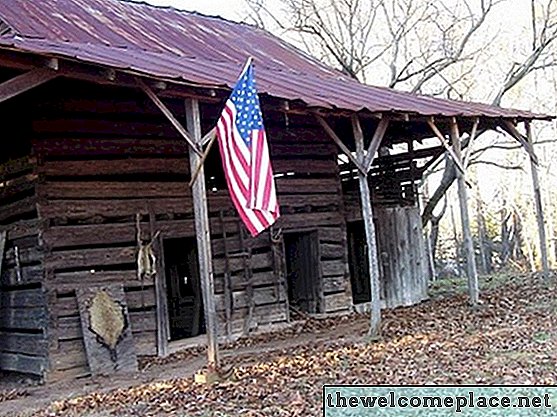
0;0;550;381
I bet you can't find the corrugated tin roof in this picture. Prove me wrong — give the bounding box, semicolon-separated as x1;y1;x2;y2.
0;0;550;120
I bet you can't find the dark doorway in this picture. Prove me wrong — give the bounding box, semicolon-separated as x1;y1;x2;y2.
347;221;371;304
163;237;205;341
284;231;320;314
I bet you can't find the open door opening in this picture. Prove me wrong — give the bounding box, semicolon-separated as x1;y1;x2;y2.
347;220;371;304
163;237;205;341
284;231;320;314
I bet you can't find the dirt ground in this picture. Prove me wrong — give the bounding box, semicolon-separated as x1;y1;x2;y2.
1;272;556;417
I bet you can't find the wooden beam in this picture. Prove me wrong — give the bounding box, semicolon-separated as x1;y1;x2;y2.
463;117;479;168
450;118;479;305
137;77;202;156
0;68;58;103
525;121;550;281
189;128;218;187
351;114;381;337
185;98;220;370
501;120;538;165
363;118;390;172
314;114;366;174
0;231;6;281
427;119;467;176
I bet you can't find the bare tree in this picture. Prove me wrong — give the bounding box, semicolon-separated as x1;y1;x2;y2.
245;0;500;90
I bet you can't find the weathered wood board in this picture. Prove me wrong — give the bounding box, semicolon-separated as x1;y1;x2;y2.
76;284;138;376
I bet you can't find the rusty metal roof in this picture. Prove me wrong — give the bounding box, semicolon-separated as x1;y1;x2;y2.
0;0;549;120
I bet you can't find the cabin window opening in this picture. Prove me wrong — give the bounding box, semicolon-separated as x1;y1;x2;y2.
163;237;205;341
283;231;321;315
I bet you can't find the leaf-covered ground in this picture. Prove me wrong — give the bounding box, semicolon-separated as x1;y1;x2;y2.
3;273;557;416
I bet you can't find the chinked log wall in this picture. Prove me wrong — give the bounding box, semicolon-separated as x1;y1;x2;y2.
28;87;352;380
0;156;47;377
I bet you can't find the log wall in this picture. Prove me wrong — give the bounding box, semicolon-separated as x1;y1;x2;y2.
0;156;47;377
25;80;352;380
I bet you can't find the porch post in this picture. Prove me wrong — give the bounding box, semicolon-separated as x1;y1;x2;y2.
525;121;550;280
352;115;382;337
185;98;220;369
450;118;479;305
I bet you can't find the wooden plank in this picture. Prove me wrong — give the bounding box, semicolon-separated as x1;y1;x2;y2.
0;156;35;182
269;143;336;157
0;68;58;104
272;159;338;174
213;270;277;293
56;287;156;317
133;331;157;356
0;196;37;223
46;247;135;270
52;271;153;290
214;286;285;311
1;220;40;240
0;351;46;376
275;177;341;194
0;332;48;356
0;306;47;329
58;310;157;341
0;174;37;201
323;292;351;313
33;138;188;157
320;243;344;260
0;288;45;308
76;284;138;376
43;223;147;248
39;181;190;199
322;275;348;294
0;231;5;281
49;339;87;371
38;198;191;220
277;212;343;230
32;119;179;138
321;260;346;277
213;252;273;275
3;246;43;267
1;265;43;286
40;158;189;177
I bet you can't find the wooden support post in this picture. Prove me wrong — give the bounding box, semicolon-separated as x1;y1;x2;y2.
525;121;550;280
351;114;382;337
450;118;479;305
0;68;59;103
185;98;219;370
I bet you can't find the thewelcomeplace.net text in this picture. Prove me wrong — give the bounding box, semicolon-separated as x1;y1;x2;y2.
326;390;551;413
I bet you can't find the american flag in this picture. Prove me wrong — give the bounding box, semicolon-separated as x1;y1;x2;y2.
216;59;279;237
